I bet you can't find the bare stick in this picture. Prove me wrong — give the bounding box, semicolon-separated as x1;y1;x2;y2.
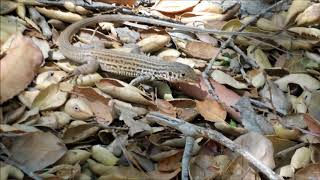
181;136;195;180
146;112;283;180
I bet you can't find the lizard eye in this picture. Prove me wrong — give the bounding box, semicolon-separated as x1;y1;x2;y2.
181;73;185;77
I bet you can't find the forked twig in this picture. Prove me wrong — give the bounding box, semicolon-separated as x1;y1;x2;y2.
146;112;283;180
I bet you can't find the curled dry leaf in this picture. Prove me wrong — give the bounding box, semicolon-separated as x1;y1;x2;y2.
259;80;290;115
288;27;320;40
92;145;118;166
274;74;320;92
210;70;248;89
75;73;103;86
256;18;281;32
64;98;94;120
0;34;42;104
279;165;295;178
296;3;320;26
247;45;272;69
192;1;223;14
152;0;200;14
196;98;227;122
308;91;320;121
35;71;68;89
0;163;24;180
4;131;67;172
62;124;99;144
35;6;83;23
180;12;225;24
157;48;181;60
291;147;311;169
18;90;40;108
273;123;301;140
96;78;154;106
57;149;91;165
182;41;219;60
0;16;25;46
294;163;320;180
137;34;171;53
234;132;275;169
285;0;311;25
0;1;17;15
32;84;68;110
38;111;71;129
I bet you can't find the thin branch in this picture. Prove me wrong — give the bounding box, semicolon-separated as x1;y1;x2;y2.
181;136;195;180
146;112;283;180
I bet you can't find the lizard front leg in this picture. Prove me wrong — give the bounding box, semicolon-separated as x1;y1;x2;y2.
73;58;99;75
129;75;155;86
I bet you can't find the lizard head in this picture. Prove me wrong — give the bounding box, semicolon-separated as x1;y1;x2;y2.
166;62;200;83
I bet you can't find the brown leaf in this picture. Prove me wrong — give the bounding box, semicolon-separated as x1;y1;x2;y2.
234;132;275;169
152;0;200;14
196;98;227;122
63;124;99;144
296;3;320;26
158;151;183;172
96;0;137;6
5;131;67;172
95;78;154;106
294;163;320;180
183;41;219;60
0;34;42;104
285;0;311;25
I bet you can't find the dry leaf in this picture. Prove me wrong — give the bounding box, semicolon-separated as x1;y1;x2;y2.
0;1;17;15
192;1;223;14
137;34;171;53
96;78;154;106
234;132;275;169
294;163;320;180
296;3;320;26
32;84;68;110
288;27;320;40
211;70;248;89
63;124;99;144
182;41;219;60
256;18;281;32
35;6;83;23
0;34;42;104
92;145;118;166
291;147;311;169
96;0;136;6
285;0;311;25
0;16;25;46
247;45;272;69
196;98;226;122
5;131;67;172
35;71;68;89
152;0;200;14
275;74;320;92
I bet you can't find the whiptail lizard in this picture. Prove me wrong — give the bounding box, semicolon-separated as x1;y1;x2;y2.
58;14;263;84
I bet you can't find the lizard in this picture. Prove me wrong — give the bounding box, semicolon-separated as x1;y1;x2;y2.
58;14;266;84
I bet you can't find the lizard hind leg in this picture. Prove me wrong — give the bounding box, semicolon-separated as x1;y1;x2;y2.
129;76;155;86
73;58;99;75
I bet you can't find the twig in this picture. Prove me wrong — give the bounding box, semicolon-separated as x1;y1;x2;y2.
28;6;52;39
229;41;258;67
275;142;306;158
146;112;283;180
202;0;287;99
181;136;195;180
